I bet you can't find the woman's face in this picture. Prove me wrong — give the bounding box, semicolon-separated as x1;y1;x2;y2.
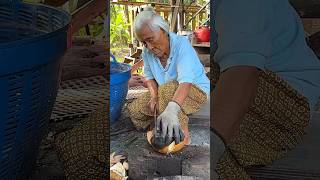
136;23;169;59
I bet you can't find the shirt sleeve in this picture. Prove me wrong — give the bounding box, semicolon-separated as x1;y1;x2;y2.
142;49;154;80
214;0;272;72
176;38;199;84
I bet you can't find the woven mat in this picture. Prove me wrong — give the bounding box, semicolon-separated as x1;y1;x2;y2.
60;76;106;90
51;76;107;121
126;85;148;100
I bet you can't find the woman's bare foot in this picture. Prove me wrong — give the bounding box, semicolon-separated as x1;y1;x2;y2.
182;126;191;145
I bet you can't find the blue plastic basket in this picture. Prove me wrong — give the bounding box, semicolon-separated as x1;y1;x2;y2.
110;54;131;123
0;1;70;179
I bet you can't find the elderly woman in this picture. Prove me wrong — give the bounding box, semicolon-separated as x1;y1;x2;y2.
211;0;320;179
128;9;210;150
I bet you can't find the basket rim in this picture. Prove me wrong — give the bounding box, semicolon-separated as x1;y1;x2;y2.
0;2;71;49
110;62;131;85
110;61;131;73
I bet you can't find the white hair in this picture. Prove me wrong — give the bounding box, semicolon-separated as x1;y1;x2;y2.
134;8;170;40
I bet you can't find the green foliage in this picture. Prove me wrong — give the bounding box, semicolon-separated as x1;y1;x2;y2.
78;16;105;37
110;47;130;63
110;5;131;48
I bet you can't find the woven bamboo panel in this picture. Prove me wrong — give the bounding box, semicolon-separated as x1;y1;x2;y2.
51;76;107;121
60;76;106;90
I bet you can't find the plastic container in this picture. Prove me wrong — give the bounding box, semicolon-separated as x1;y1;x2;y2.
0;1;70;179
194;26;210;42
110;54;131;123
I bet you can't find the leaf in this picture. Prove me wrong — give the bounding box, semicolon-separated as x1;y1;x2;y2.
110;163;128;179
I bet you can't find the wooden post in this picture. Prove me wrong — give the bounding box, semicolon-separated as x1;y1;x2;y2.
192;13;196;30
170;0;181;32
131;8;135;44
184;12;188;30
164;11;169;22
124;5;132;43
199;12;203;27
170;0;174;30
85;25;91;35
180;0;184;30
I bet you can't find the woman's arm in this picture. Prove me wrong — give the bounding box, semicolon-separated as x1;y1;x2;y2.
211;66;259;142
146;79;158;98
172;83;192;106
146;79;158;113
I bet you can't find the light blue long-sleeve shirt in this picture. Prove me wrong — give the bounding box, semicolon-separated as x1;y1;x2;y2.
142;32;210;95
214;0;320;110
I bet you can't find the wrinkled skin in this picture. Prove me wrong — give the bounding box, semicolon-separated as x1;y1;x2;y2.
136;22;170;61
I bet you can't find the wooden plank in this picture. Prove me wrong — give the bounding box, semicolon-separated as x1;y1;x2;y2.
124;56;135;64
71;0;106;34
72;36;94;45
111;1;201;9
111;1;204;13
193;43;210;48
44;0;68;6
156;7;200;13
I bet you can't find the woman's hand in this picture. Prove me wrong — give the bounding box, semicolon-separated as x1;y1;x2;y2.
148;96;158;114
128;74;147;87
